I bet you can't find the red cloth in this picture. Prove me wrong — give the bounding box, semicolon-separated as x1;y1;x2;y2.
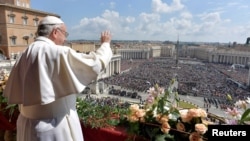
81;124;148;141
0;112;16;130
0;104;18;131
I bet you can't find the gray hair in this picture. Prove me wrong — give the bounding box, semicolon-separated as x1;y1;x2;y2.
36;24;62;37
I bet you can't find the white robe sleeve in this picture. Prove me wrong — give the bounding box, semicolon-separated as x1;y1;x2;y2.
3;37;113;106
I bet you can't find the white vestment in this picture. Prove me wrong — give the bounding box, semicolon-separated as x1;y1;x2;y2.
3;36;112;141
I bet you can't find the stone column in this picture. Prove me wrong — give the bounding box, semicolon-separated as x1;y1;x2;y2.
248;62;250;86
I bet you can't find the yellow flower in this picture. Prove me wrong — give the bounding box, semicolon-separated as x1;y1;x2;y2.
195;123;207;135
158;115;169;124
202;119;214;126
161;122;171;134
198;109;207;118
227;94;232;101
129;104;139;112
155;114;162;122
187;108;207;118
180;109;192;122
128;115;139;122
176;122;185;132
135;109;146;118
128;104;146;123
189;132;203;141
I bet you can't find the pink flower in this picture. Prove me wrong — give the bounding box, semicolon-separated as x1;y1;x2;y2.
157;87;165;95
225;119;238;125
146;95;155;104
147;87;156;96
147;85;164;98
225;107;241;117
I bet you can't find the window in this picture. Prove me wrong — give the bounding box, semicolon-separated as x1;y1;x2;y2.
22;14;28;25
23;35;29;45
11;38;16;45
34;20;38;26
9;15;15;23
8;11;15;23
23;18;28;25
10;36;17;45
16;0;21;6
33;17;39;26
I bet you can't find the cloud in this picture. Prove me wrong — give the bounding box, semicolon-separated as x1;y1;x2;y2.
152;0;184;13
71;10;136;40
139;13;160;23
200;12;222;24
69;0;248;43
180;12;193;19
109;2;115;9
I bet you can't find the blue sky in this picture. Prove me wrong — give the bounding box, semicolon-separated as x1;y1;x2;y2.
31;0;250;43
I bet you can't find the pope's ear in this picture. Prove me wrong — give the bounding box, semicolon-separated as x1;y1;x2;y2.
49;28;58;39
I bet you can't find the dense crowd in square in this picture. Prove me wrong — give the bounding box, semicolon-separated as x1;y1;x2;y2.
103;58;250;110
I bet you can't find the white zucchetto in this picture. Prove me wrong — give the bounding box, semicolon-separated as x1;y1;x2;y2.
39;16;64;25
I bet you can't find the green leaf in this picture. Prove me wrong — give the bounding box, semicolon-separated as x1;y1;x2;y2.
107;119;120;126
239;108;250;124
155;134;174;141
127;122;140;134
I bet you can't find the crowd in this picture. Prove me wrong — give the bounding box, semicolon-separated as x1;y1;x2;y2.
103;58;250;110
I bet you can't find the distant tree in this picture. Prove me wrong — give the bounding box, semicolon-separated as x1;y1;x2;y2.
245;37;250;45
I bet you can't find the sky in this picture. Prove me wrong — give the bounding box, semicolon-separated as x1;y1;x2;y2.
31;0;250;43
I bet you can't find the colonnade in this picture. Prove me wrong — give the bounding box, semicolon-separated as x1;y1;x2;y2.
107;55;121;75
92;54;121;94
117;49;150;59
211;54;250;66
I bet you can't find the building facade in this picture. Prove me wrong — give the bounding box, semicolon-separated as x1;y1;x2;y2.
0;0;122;94
0;0;60;59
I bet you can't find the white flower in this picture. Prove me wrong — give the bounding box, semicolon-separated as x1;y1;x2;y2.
152;107;158;117
147;87;155;94
234;100;247;109
168;113;178;120
147;87;159;97
164;105;170;111
158;87;165;95
246;97;250;104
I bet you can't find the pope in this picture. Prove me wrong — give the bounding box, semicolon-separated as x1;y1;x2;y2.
3;15;113;141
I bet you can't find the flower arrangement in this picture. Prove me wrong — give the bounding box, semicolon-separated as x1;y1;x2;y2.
224;95;250;125
0;69;19;130
76;95;130;128
76;78;250;141
125;79;209;141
